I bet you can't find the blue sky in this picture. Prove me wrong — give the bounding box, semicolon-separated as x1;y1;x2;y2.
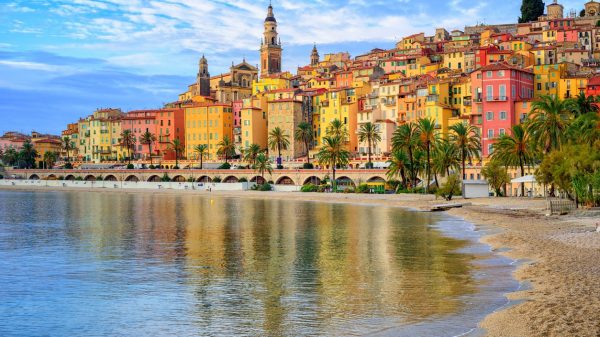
0;0;583;134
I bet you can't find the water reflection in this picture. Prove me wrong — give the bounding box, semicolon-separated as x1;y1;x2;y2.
0;191;486;337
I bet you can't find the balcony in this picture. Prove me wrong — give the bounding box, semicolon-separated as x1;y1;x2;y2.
485;96;508;102
159;136;171;143
473;97;482;103
320;100;329;107
426;94;439;103
463;99;472;106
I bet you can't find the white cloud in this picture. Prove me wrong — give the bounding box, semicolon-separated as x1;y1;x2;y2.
0;60;62;72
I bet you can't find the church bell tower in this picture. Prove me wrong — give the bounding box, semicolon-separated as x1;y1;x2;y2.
260;3;282;77
196;54;210;97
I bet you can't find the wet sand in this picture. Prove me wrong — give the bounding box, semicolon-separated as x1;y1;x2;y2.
1;185;599;336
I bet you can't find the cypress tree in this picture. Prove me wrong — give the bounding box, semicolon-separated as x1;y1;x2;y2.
519;0;545;23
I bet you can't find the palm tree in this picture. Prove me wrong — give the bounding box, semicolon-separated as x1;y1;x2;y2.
316;135;350;192
391;122;421;188
387;149;409;189
243;143;262;167
326;119;348;138
449;123;481;180
61;136;74;163
140;131;156;165
216;136;236;164
432;140;460;185
294;121;313;165
567;112;600;146
417;118;439;193
193;144;208;169
19;140;38;169
254;152;273;182
529;94;572;154
167;138;184;168
491;124;536;196
2;147;18;167
357;122;382;167
43;151;58;169
567;92;599;117
120;130;136;164
268;127;290;168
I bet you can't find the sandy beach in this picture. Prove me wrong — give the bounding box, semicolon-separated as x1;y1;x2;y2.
1;185;598;336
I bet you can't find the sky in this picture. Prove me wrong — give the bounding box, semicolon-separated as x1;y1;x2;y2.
0;0;585;134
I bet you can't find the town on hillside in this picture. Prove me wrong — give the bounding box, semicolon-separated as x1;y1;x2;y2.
1;1;599;200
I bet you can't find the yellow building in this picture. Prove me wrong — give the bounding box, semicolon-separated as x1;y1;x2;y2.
184;103;234;160
252;72;292;95
317;87;360;152
267;96;305;160
77;109;125;163
425;81;453;135
241;95;268;150
533;63;563;97
559;75;589;99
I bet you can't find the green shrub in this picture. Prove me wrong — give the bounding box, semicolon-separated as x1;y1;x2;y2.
258;183;272;191
356;183;370;194
365;162;374;169
58;176;65;181
317;185;326;193
436;174;462;201
212;176;222;183
343;187;355;193
75;176;83;181
64;162;73;169
127;164;134;169
268;180;274;184
218;162;231;169
161;173;171;182
238;177;248;182
303;163;314;169
187;176;194;182
96;175;103;181
149;164;155;169
301;184;318;192
386;179;401;191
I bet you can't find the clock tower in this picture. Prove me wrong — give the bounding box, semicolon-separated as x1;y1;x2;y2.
260;3;282;77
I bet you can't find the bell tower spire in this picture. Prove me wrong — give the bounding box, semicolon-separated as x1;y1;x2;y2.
260;2;282;77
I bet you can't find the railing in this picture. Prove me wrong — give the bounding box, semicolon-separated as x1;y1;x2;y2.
546;198;576;215
486;96;508;102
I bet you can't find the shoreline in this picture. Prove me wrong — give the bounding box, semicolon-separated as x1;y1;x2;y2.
1;185;598;336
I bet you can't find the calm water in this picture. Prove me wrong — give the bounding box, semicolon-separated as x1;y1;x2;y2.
0;191;516;337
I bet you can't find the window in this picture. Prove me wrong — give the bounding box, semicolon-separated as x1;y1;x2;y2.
486;71;493;78
488;144;493;154
486;85;493;100
499;128;506;136
498;70;504;77
500;111;507;120
486;111;494;120
499;85;506;99
488;129;494;138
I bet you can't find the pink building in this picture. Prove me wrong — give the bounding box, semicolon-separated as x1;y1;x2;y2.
556;29;579;43
122;110;158;160
155;108;185;160
471;62;534;157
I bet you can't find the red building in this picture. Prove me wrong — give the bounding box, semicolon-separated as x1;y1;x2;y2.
471;62;534;157
586;76;600;97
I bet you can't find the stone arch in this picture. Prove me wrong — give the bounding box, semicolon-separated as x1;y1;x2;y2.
172;175;186;182
29;174;40;180
104;175;118;182
303;176;322;185
65;174;76;181
46;174;57;180
336;176;355;187
125;175;139;182
197;175;212;183
84;175;96;181
147;175;161;182
276;176;295;185
250;176;266;184
223;176;239;183
367;176;386;183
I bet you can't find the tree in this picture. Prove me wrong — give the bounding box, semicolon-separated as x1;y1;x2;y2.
316;135;350;192
386;149;409;190
432;140;460;180
567;92;598;117
391;122;421;188
268;127;290;168
43;151;58;169
61;136;74;163
120;130;136;164
243;143;262;167
2;147;18;167
216;136;236;164
450;123;481;180
482;160;511;196
417;118;439;193
19;140;38;169
519;0;544;23
436;174;462;201
580;9;586;17
193;144;208;169
254;152;273;182
140;131;156;165
167;138;184;168
529;94;572;154
357;122;382;167
326;118;348;138
567;112;600;146
491;125;536;196
294;121;313;165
